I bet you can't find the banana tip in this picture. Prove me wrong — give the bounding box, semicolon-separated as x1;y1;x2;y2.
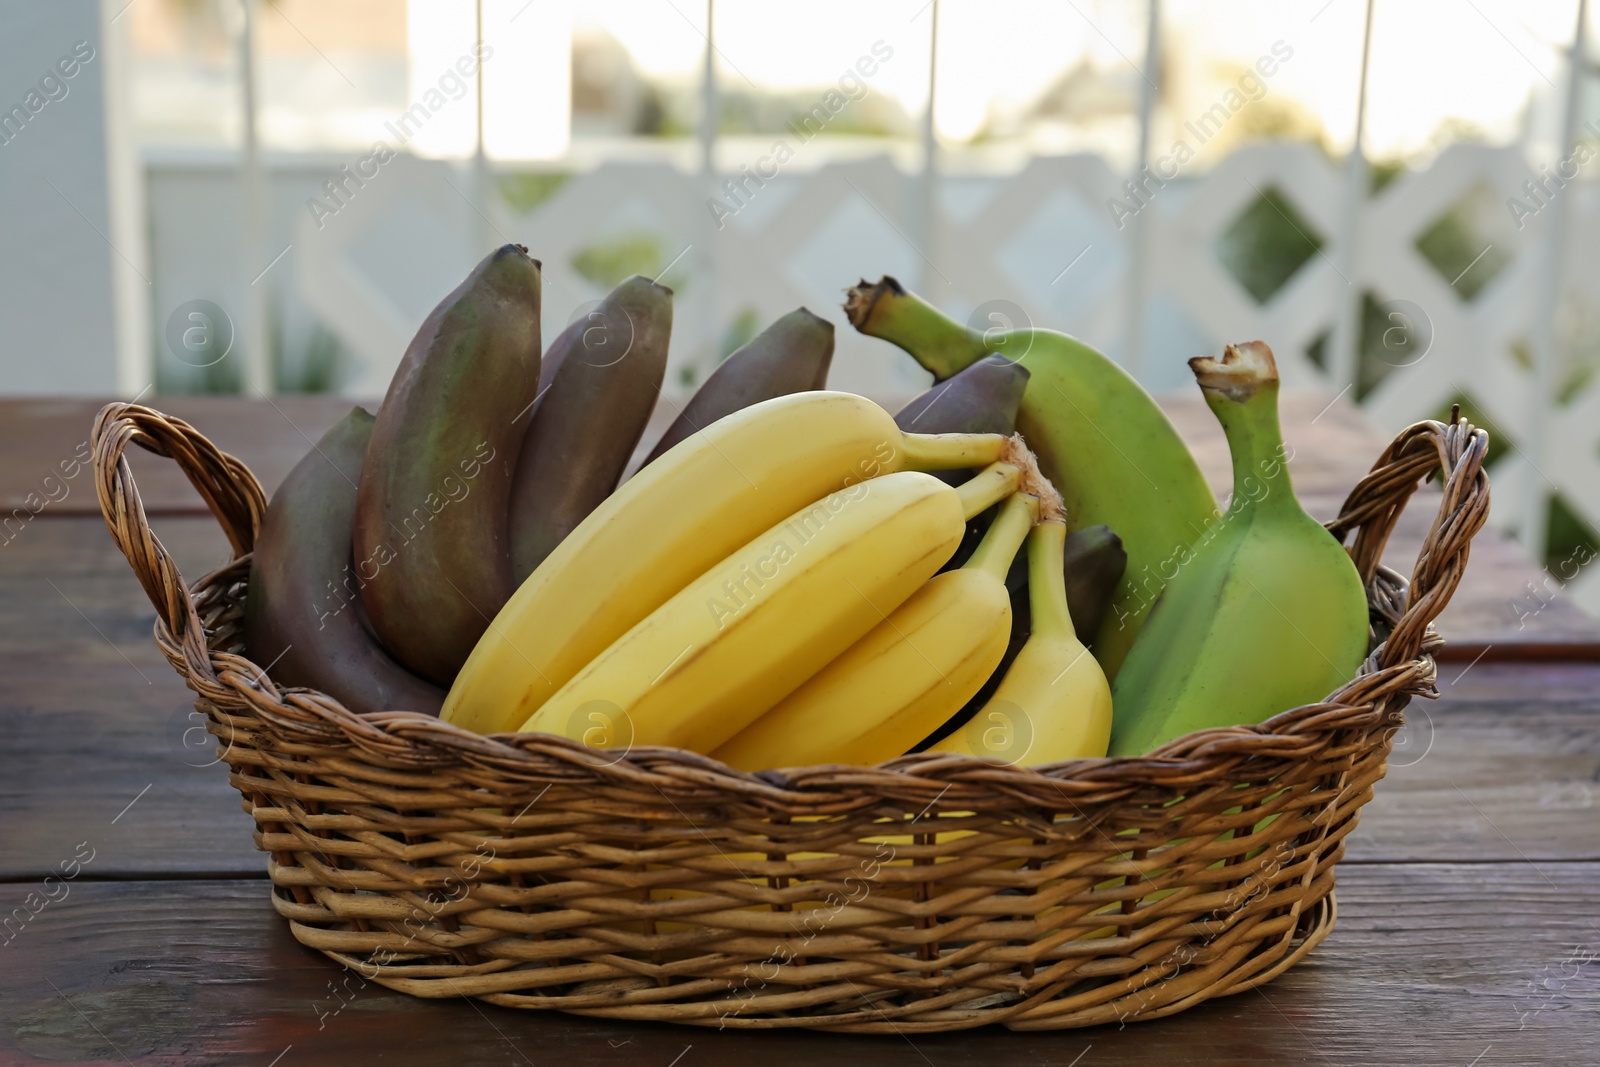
1190;340;1278;401
1001;433;1065;521
789;306;833;333
843;276;903;330
622;273;674;298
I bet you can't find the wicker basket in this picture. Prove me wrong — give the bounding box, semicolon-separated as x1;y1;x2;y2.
91;401;1488;1033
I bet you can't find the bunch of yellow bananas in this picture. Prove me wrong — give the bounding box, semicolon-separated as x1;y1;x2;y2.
442;390;1115;768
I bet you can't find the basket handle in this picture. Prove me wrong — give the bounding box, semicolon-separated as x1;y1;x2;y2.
91;402;268;654
1324;407;1490;671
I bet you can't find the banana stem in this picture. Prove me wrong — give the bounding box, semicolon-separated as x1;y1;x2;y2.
955;462;1022;520
899;430;1008;471
846;277;989;381
1027;520;1074;638
966;493;1039;579
1190;342;1297;516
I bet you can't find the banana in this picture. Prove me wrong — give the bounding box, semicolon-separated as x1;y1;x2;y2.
244;408;445;715
509;275;672;582
845;276;1218;681
714;490;1040;771
441;392;1009;736
641;307;834;468
518;459;1027;754
1107;342;1368;757
897;352;1033;589
531;276;663;405
931;520;1113;763
893;352;1030;438
354;244;542;684
1060;525;1127;647
531;299;594;406
916;522;1124;751
912;609;1028;752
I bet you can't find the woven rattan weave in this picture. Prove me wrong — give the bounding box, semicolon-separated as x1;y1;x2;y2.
91;401;1488;1032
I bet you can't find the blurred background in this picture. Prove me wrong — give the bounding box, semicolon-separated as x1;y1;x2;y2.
2;0;1598;612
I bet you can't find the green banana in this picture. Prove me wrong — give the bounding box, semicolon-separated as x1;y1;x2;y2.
509;275;671;583
245;408;445;715
642;307;833;467
845;276;1218;681
354;244;542;684
1106;341;1369;757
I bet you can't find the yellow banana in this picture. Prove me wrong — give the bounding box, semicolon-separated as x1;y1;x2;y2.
714;491;1039;772
931;519;1112;764
518;459;1027;754
442;391;1007;735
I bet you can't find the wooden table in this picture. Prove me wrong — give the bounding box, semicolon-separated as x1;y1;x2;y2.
3;394;1597;1066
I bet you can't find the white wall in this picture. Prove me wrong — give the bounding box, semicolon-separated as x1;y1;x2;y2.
0;0;146;395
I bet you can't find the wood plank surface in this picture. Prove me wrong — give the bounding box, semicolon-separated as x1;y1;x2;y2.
1342;662;1600;863
0;395;361;517
1;866;1594;1066
0;517;261;880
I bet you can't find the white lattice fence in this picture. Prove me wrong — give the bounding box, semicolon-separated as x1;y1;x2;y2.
286;142;1600;610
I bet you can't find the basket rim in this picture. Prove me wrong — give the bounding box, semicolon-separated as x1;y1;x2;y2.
184;560;1434;812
